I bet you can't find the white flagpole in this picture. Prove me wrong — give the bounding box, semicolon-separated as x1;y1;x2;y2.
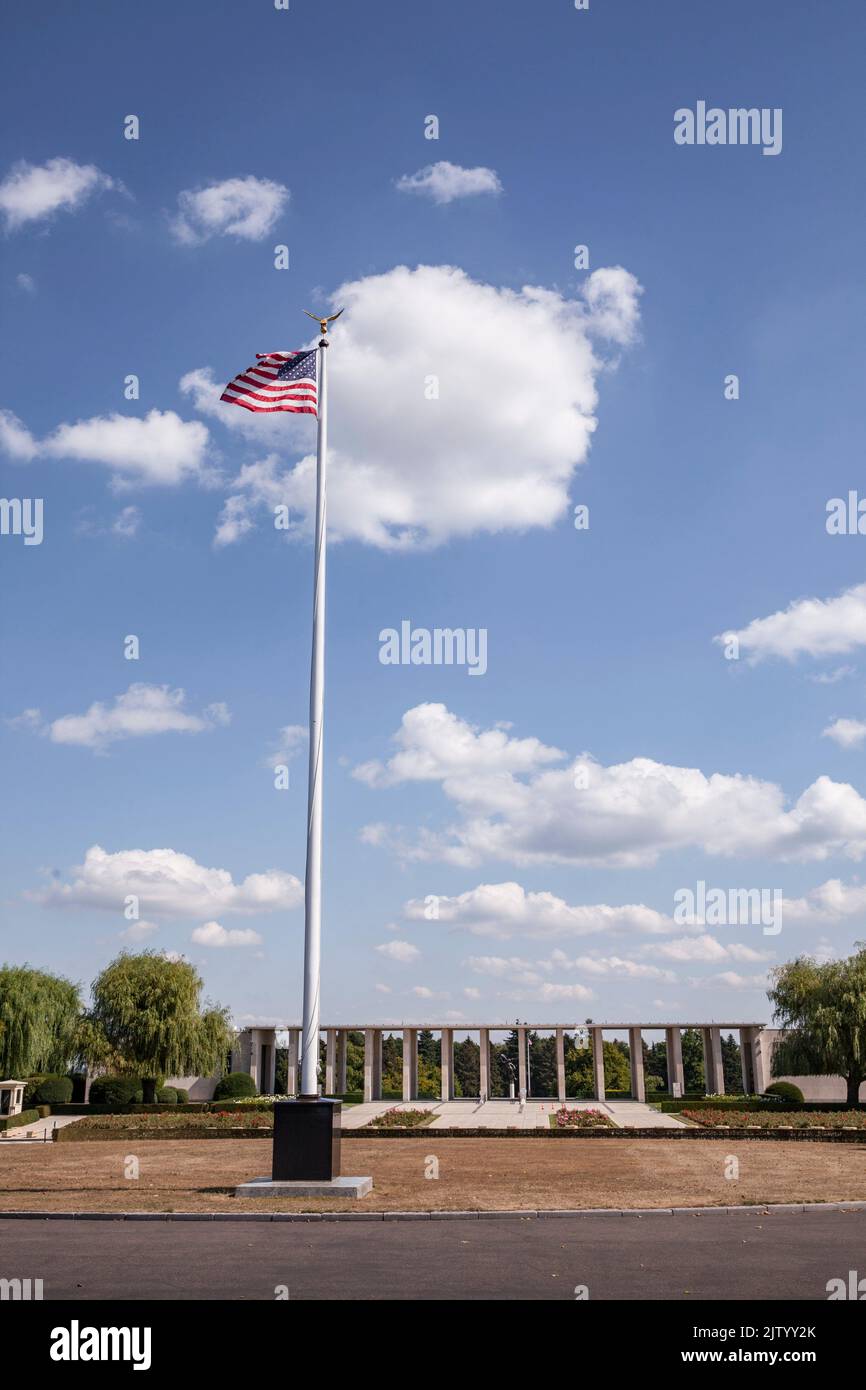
299;330;328;1098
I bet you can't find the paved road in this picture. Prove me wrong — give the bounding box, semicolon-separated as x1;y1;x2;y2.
1;1210;861;1300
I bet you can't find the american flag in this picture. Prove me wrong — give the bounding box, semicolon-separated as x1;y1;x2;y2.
220;349;318;416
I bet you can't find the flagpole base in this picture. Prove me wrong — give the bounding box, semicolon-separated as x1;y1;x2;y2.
271;1098;342;1182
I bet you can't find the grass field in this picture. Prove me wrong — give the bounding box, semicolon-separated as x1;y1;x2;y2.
1;1137;866;1213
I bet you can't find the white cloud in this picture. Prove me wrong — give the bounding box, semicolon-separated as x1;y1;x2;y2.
112;506;141;538
6;707;42;732
412;985;434;998
466;949;673;995
119;919;159;942
170;176;288;244
395;161;502;204
708;971;769;990
784;876;866;924
357;703;866;868
822;718;866;749
374;983;392;994
0;407;213;487
0;157;115;231
184;261;642;551
192;920;263;948
267;724;308;766
375;939;421;963
463;987;481;1000
651;935;770;964
0;409;37;462
810;666;854;685
716;581;866;663
30;844;303;919
404;880;673;939
15;272;35;293
37;684;229;752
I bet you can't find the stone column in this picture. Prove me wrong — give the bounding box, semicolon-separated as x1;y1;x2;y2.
739;1027;755;1094
666;1027;684;1096
517;1026;528;1099
702;1026;725;1095
479;1028;489;1101
590;1027;606;1102
628;1026;645;1102
263;1028;277;1094
402;1028;418;1102
440;1028;453;1101
325;1029;337;1094
555;1028;566;1102
336;1030;348;1094
286;1029;300;1096
364;1028;382;1102
751;1027;768;1094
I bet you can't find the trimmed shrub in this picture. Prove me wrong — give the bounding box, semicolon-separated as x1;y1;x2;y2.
764;1081;804;1104
0;1108;40;1132
88;1076;143;1107
212;1071;257;1101
156;1086;178;1104
173;1088;189;1104
29;1075;73;1106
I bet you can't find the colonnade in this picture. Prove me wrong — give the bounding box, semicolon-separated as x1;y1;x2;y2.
236;1022;767;1102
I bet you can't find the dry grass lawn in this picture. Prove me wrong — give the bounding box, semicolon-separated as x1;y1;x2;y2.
1;1137;866;1213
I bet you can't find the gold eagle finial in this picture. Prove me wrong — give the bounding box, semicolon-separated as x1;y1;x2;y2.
304;307;344;338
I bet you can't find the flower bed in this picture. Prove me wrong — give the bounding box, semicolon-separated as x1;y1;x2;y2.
681;1108;866;1130
550;1107;614;1129
370;1107;434;1129
57;1111;274;1140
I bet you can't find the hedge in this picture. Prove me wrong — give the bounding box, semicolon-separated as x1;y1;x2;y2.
0;1108;40;1133
29;1076;73;1106
212;1071;257;1101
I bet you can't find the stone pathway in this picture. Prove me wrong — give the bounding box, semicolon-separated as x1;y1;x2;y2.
339;1099;686;1130
0;1115;82;1142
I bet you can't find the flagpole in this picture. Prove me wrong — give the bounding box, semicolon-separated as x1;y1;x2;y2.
299;329;328;1099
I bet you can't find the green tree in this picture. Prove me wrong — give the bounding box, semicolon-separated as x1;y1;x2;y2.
681;1028;705;1093
769;947;866;1104
721;1032;744;1094
86;952;232;1103
453;1038;480;1097
0;964;82;1077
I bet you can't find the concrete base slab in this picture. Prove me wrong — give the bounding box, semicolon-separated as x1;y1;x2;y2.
234;1175;372;1200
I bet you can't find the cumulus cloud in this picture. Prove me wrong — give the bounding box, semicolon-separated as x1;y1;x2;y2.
31;683;230;751
395;161;502;204
650;935;771;964
0;409;38;462
716;581;866;664
191;921;263;948
183;261;643;551
0;407;213;487
784;876;866;924
375;939;421;963
170;176;288;244
404;880;673;939
0;157;115;231
356;703;866;868
822;718;866;749
30;844;302;919
119;920;159;942
15;272;35;293
466;949;673;994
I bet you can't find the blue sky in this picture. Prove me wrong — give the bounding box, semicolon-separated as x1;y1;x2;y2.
3;0;866;1036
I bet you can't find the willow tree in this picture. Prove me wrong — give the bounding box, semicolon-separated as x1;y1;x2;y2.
769;947;866;1104
0;965;82;1077
87;952;232;1103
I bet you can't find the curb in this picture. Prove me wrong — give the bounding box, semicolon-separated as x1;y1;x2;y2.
1;1200;865;1224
